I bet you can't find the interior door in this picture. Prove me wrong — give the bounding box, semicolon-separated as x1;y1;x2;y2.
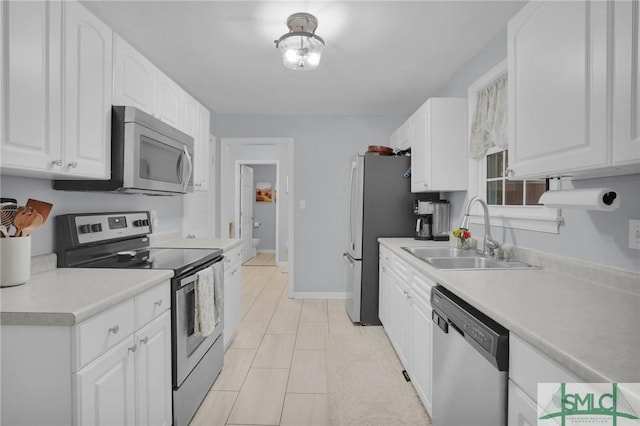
240;165;254;263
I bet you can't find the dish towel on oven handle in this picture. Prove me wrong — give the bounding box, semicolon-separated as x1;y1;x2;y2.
194;265;216;337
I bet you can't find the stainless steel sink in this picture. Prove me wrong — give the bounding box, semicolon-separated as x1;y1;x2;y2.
402;246;477;259
401;246;537;270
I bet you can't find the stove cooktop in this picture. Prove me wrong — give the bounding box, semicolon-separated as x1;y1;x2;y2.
80;247;223;276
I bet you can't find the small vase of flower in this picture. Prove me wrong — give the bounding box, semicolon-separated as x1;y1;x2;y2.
452;228;471;249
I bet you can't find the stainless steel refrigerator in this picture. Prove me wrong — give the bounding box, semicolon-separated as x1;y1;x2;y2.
343;153;420;325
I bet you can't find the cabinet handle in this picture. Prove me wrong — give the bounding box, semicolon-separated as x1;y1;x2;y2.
140;337;149;345
51;159;63;166
128;344;137;353
68;161;78;169
108;325;119;335
154;300;163;307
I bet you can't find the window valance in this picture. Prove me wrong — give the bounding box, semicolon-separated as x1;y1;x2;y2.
469;73;508;159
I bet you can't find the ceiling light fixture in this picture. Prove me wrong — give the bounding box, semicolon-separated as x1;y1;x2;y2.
275;12;325;71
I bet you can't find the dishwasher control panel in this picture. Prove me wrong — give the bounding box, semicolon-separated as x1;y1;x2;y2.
431;285;509;371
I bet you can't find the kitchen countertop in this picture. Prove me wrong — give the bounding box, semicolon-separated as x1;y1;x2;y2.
0;268;173;326
379;238;640;384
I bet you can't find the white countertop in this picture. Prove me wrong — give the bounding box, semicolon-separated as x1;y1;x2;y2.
0;268;173;326
379;238;640;384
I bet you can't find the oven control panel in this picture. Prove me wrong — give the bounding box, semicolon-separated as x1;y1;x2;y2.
56;211;151;247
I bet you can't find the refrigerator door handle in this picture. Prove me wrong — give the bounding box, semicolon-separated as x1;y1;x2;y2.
348;160;357;251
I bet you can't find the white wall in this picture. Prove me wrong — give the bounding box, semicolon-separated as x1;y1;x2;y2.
216;115;407;295
0;175;184;255
436;29;640;273
252;164;277;252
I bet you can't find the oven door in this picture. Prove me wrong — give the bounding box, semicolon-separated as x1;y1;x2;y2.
122;122;194;194
173;259;223;387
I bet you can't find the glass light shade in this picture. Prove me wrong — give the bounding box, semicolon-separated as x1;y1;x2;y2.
277;32;324;71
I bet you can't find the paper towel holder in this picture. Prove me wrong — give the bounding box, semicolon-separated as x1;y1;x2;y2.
538;188;620;211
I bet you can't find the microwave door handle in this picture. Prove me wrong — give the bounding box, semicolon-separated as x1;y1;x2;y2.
182;146;193;191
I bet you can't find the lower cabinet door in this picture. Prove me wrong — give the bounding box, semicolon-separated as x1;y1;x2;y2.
508;380;538;426
410;296;433;414
74;336;136;426
223;265;242;349
135;311;172;426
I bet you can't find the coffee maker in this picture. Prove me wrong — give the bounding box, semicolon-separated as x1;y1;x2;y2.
414;200;450;241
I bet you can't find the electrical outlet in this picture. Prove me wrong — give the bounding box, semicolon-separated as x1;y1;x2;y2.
629;219;640;250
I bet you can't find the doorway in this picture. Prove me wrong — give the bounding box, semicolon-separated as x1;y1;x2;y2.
219;138;294;296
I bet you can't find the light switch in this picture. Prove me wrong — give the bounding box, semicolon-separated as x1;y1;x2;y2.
299;200;306;209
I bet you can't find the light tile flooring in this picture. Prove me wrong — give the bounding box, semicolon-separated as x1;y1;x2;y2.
190;262;430;426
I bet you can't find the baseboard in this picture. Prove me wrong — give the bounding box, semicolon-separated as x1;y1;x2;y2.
257;249;275;253
292;292;347;299
277;261;289;268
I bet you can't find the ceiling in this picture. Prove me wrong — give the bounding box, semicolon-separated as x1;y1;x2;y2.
82;1;526;116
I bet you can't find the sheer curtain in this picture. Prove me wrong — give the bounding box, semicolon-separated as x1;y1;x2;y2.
469;73;508;159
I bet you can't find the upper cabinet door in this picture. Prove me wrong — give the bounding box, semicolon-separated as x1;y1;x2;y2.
154;70;183;130
194;103;211;190
508;1;609;178
612;0;640;165
181;92;198;137
63;1;112;178
113;34;155;115
1;1;63;176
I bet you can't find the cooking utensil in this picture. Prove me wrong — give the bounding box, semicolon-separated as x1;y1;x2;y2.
0;202;19;237
367;145;394;155
13;206;37;237
25;199;53;223
21;212;44;237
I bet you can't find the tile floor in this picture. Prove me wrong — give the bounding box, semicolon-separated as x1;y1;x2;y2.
189;261;430;426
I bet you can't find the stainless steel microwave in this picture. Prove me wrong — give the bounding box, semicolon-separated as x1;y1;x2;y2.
54;106;194;195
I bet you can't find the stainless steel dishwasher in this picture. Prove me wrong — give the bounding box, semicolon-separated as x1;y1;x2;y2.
430;285;509;426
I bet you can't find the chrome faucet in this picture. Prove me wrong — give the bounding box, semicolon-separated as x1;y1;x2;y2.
459;196;501;257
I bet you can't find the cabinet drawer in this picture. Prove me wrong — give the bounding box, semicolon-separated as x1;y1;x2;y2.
135;281;170;329
73;299;135;371
393;256;411;283
224;245;242;270
411;270;434;302
510;334;577;402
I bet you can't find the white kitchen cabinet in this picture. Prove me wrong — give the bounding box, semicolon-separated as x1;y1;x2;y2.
134;311;172;426
378;246;393;326
1;0;111;179
379;244;435;416
508;333;578;426
74;335;137;426
409;272;434;414
0;281;172;426
612;0;640;166
410;98;467;192
1;0;62;177
390;120;410;151
113;33;155;114
154;69;183;130
508;1;640;179
388;270;411;367
62;0;112;179
223;244;243;350
194;103;211;190
182;92;198;137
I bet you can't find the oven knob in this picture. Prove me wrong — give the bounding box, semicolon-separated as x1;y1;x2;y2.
78;224;91;234
90;223;103;232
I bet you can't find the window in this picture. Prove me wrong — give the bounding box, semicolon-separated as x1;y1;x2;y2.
485;149;548;206
466;59;561;234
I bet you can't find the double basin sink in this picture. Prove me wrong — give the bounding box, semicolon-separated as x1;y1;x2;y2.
401;246;537;270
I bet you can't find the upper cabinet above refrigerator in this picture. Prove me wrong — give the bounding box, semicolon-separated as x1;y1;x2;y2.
406;98;468;193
